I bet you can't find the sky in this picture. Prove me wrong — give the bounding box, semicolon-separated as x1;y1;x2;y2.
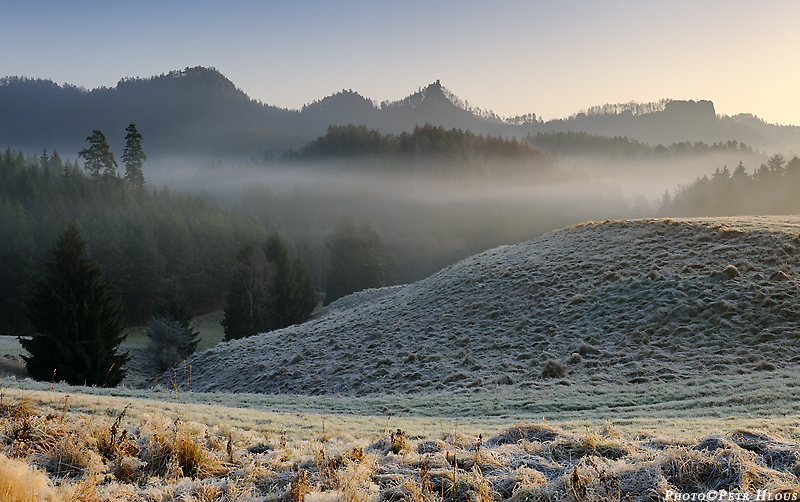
3;0;800;125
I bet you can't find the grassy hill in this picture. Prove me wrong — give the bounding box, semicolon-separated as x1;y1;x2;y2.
170;216;800;397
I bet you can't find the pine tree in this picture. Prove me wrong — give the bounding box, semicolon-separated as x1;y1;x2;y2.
79;130;117;192
222;235;317;341
293;257;319;321
122;123;147;196
20;223;129;386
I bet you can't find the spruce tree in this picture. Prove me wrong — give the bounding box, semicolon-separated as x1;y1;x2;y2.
222;235;317;341
122;123;147;196
263;233;297;330
293;257;318;321
20;223;129;386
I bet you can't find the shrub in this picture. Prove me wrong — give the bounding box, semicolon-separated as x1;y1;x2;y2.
540;359;567;379
146;316;196;372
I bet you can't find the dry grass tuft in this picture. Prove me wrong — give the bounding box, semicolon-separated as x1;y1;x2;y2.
0;453;57;502
488;423;562;446
2;384;800;501
540;360;567;379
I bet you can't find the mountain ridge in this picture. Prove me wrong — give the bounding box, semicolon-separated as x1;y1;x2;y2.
2;66;798;157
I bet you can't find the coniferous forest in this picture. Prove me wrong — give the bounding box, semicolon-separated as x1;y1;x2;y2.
0;143;265;334
659;154;800;216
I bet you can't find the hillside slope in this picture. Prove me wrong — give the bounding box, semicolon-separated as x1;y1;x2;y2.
168;217;800;395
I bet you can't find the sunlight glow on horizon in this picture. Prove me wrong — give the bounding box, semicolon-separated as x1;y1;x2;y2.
2;0;799;126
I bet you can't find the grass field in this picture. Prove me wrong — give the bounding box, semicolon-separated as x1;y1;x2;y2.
1;377;800;501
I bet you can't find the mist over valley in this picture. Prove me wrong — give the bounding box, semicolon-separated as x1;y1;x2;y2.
4;64;800;500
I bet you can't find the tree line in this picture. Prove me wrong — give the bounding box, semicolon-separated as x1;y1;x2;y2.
290;123;550;173
0;135;265;334
659;154;800;216
6;126;396;386
527;131;755;158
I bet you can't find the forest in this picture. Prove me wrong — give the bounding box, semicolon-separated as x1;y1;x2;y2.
0;144;266;334
4;116;794;338
527;131;755;158
660;154;800;216
289;123;550;173
0;122;555;336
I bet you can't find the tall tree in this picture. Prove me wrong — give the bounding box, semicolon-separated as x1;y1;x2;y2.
325;216;393;304
222;234;317;341
222;243;274;341
78;130;117;192
263;233;298;330
122;123;147;195
264;232;318;330
20;223;129;386
293;257;319;321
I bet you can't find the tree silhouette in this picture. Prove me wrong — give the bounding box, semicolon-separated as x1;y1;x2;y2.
222;243;274;341
263;232;318;330
79;130;117;191
122;123;147;195
20;223;129;386
325;216;393;304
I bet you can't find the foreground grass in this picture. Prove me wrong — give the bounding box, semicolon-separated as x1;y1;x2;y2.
0;376;799;501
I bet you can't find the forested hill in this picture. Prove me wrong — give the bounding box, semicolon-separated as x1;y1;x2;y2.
291;123;550;173
2;66;800;158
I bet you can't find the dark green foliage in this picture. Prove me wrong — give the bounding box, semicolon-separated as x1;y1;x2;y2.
146;316;196;372
20;223;129;386
0;146;264;333
527;132;754;158
122;123;147;196
325;216;394;305
293;257;318;322
79;130;118;189
263;233;298;330
222;244;274;341
150;279;199;356
294;123;548;173
222;233;318;341
264;233;318;330
660;154;800;216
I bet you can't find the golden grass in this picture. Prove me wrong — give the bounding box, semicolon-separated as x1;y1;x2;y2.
0;384;797;501
0;453;57;502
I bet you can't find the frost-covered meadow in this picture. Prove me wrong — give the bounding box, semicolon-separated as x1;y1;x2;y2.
4;216;800;500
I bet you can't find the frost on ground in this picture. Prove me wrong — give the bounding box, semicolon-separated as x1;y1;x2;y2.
3;394;800;502
167;216;800;396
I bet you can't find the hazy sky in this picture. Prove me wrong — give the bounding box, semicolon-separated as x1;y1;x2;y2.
4;1;799;125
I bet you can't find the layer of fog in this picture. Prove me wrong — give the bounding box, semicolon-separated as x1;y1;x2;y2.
142;149;767;284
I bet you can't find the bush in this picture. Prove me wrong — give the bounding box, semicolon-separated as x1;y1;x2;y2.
541;359;567;379
146;316;196;372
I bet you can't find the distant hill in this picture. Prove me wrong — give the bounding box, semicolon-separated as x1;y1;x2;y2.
2;66;799;158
